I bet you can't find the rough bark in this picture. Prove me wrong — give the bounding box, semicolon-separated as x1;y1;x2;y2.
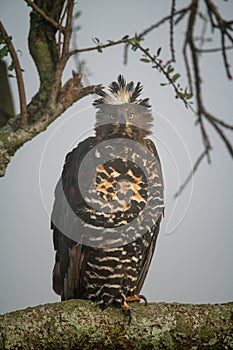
0;300;232;349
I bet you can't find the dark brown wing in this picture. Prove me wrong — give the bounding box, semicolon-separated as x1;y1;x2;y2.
135;218;162;295
51;136;96;300
135;139;164;294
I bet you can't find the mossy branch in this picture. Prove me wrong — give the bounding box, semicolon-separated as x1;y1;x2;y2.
0;73;100;177
0;300;232;349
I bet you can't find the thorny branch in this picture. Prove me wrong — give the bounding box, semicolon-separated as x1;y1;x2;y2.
124;0;233;195
0;21;28;124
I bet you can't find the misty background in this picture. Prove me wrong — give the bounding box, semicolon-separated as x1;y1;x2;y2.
0;1;233;315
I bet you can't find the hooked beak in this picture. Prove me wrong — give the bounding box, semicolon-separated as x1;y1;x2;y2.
119;113;126;125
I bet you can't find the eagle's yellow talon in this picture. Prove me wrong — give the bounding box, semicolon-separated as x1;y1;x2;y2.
123;300;130;311
126;295;141;303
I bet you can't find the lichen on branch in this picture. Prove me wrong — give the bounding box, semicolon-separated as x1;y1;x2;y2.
0;300;232;349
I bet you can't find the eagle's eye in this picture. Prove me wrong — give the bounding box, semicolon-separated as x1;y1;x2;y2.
128;113;135;120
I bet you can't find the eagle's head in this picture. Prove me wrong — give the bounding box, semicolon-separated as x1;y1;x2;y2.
93;75;153;140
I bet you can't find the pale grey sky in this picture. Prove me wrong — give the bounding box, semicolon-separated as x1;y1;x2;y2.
0;1;233;314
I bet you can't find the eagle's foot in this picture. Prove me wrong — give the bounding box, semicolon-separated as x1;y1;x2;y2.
126;294;148;305
122;294;148;324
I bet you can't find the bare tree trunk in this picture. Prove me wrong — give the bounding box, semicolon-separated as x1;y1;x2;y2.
0;300;232;349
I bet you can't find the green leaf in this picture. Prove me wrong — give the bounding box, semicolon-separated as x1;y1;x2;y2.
122;35;129;40
156;47;161;56
130;44;138;52
127;38;138;45
178;91;193;100
185;93;193;99
140;58;150;63
0;46;8;59
134;33;143;41
92;37;100;45
171;73;180;82
97;46;103;53
160;83;168;86
167;65;174;74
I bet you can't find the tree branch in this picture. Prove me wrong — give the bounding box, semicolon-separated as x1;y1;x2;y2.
169;0;176;63
196;45;233;53
205;0;233;79
185;1;213;164
202;106;233;157
221;30;232;79
0;22;28;124
61;0;74;58
122;0;233;192
49;0;75;105
123;6;190;65
24;0;65;32
0;300;232;349
174;149;209;197
0;77;101;177
135;43;193;109
68;37;135;57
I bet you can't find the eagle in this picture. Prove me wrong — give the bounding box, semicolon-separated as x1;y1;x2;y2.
51;75;164;322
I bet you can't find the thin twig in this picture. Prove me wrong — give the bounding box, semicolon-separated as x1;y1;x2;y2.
206;115;233;130
198;115;212;164
57;0;69;58
69;37;135;57
61;0;74;58
196;45;233;53
205;0;233;79
49;0;75;105
202;107;233;157
24;0;65;33
183;41;193;94
221;31;232;79
135;43;193;110
175;7;190;25
174;149;209;198
139;6;190;38
185;1;212;163
198;9;208;51
0;21;28;124
169;0;176;62
124;6;190;65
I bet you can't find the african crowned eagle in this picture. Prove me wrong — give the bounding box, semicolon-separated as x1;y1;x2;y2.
51;75;164;322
